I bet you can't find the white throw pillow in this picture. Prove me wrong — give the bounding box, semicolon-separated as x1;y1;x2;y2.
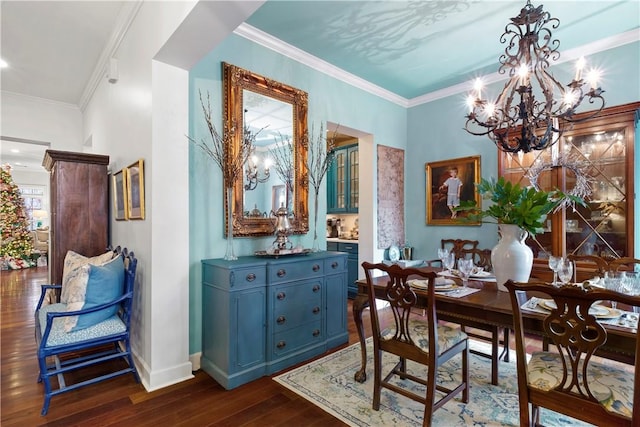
60;250;114;303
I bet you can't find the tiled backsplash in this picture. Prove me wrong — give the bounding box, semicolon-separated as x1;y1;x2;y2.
326;213;359;238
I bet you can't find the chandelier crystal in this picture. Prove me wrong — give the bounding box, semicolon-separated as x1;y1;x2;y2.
464;0;605;153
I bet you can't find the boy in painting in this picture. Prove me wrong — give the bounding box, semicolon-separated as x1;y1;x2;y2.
440;167;462;218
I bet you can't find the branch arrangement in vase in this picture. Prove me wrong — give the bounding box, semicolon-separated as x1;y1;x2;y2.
187;90;261;188
456;177;586;236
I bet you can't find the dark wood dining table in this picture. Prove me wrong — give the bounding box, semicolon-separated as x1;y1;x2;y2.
352;267;637;383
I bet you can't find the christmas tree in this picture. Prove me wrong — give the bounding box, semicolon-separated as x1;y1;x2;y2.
1;164;34;263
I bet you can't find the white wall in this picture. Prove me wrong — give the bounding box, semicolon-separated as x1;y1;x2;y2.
81;0;263;391
82;0;197;391
1;91;83;150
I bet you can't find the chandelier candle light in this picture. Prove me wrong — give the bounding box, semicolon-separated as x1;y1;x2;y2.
464;0;605;153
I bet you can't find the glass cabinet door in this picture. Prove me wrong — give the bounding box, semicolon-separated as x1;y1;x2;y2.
348;146;359;211
498;102;638;260
564;129;627;258
334;150;346;210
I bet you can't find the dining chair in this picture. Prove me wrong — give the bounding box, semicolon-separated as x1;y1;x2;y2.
567;254;610;279
505;280;640;426
451;246;507;386
362;262;469;425
609;257;640;272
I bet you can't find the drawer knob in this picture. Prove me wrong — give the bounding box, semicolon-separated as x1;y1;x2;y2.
277;292;286;300
246;273;256;282
312;264;320;272
312;306;320;314
331;261;339;269
277;315;286;324
277;269;286;277
312;284;320;293
277;341;286;349
312;329;320;337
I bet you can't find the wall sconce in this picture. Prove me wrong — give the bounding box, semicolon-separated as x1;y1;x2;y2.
245;155;271;191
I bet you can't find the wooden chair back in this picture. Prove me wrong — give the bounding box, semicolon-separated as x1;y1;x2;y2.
441;239;478;260
460;247;492;270
362;262;469;425
609;257;640;272
506;280;640;426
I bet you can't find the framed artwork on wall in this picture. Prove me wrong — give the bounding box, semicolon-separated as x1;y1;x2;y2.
112;168;128;220
426;155;481;226
126;159;145;220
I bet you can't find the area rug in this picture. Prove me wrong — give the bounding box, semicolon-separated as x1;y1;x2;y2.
273;338;592;426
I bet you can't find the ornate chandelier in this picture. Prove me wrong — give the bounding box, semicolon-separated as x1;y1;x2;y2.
464;0;605;153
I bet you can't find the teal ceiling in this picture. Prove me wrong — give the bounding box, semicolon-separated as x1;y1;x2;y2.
246;1;640;100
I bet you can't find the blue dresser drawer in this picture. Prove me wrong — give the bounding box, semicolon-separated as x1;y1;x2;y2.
271;280;323;333
271;320;323;357
324;255;347;274
267;258;324;283
202;263;266;291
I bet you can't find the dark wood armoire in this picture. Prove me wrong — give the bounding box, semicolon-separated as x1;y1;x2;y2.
43;150;110;286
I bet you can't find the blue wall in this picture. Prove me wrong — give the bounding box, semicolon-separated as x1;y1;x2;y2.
188;34;407;354
406;41;640;262
188;35;639;355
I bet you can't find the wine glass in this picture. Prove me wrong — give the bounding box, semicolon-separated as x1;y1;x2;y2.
604;271;623;309
556;258;573;286
548;255;561;285
443;252;455;275
458;258;474;287
437;248;450;272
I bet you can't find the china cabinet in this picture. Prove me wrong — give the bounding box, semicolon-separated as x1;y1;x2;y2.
201;252;348;389
327;144;359;213
498;102;639;278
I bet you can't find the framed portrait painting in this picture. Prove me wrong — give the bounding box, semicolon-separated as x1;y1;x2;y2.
426;155;481;225
126;159;145;220
112;168;128;220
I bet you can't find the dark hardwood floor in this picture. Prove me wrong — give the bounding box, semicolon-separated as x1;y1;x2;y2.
1;266;369;426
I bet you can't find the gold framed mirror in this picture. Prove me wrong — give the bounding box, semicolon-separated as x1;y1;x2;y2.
223;62;309;237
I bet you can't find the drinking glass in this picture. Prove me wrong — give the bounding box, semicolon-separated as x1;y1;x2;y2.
458;258;474;287
556;258;573;286
437;248;450;272
548;255;561;285
604;271;624;309
443;252;455;275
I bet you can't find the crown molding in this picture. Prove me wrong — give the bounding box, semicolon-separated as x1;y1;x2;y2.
408;28;640;107
78;1;143;112
236;23;638;109
234;23;409;108
1;90;79;110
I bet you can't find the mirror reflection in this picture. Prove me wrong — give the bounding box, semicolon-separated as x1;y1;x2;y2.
242;90;294;217
223;62;308;237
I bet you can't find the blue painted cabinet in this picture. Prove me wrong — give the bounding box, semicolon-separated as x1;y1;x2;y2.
201;252;348;389
327;145;358;213
338;242;359;299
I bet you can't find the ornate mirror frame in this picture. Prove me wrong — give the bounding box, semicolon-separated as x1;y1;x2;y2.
223;62;309;237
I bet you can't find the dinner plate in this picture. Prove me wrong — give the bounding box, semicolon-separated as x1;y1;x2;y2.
408;279;457;291
538;299;621;319
388;245;400;262
470;270;494;279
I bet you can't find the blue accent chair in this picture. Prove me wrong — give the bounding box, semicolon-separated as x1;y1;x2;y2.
34;247;139;415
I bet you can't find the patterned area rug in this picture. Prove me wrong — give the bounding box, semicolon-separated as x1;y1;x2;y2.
273;338;592;426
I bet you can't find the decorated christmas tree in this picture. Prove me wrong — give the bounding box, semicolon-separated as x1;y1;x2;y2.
1;164;34;265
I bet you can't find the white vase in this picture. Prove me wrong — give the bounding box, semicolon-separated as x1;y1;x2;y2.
491;224;533;292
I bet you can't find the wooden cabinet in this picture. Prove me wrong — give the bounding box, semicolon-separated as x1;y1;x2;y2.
43;150;110;286
498;102;638;271
327;145;358;213
201;252;348;389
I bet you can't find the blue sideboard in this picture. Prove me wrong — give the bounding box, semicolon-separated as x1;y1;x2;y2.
201;252;348;389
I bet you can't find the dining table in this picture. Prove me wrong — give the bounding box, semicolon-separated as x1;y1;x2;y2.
352;266;638;383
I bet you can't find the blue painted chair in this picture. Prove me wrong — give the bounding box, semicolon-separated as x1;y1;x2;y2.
34;247;139;415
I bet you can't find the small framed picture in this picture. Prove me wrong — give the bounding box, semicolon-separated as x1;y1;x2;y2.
112;168;128;221
426;155;481;225
126;159;145;220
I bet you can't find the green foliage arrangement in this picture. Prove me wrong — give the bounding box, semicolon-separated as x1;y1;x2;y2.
456;177;586;236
